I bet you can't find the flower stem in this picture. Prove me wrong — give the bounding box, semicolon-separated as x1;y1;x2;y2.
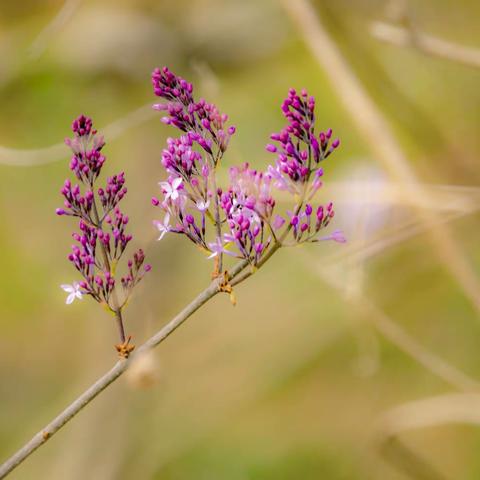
0;259;249;479
211;171;223;273
114;310;126;344
91;198;126;344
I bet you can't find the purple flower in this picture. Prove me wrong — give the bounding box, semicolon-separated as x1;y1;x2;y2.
266;88;340;194
58;115;150;310
217;163;276;265
151;68;343;270
319;229;347;243
151;66;235;160
207;238;233;259
272;214;285;230
72;115;93;136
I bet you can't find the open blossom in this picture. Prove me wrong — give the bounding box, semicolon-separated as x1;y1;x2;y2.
57;115;150;311
61;282;83;304
207;238;233;259
319;229;347;243
159;177;183;202
153;213;171;241
196;199;210;212
151;67;344;269
218;163;276;264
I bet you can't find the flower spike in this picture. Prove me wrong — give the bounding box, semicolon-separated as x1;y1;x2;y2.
57;115;150;355
151;67;344;274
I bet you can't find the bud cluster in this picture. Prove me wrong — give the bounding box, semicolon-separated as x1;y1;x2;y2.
151;67;345;270
57;116;150;309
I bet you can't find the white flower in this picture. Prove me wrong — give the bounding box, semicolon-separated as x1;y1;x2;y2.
207;238;227;259
207;238;236;259
153;213;171;241
196;199;210;212
61;282;83;304
159;177;183;202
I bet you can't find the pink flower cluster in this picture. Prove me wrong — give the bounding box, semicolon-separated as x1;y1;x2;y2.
151;67;345;268
57;116;150;306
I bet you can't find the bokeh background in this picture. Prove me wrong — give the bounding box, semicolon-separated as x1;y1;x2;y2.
1;0;480;479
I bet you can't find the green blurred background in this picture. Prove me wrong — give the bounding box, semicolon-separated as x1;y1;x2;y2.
1;0;480;478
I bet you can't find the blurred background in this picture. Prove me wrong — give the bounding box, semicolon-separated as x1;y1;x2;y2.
1;0;480;478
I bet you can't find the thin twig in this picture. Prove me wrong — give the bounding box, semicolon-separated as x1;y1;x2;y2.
371;21;480;69
375;393;480;479
0;104;155;167
90;199;126;345
29;0;83;60
305;252;480;392
281;0;480;313
0;258;254;478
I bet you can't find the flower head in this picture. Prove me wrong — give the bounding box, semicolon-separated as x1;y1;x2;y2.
61;282;83;304
266;88;340;194
159;177;183;202
207;238;233;259
58;115;150;313
151;68;344;271
153;213;171;241
151;66;235;159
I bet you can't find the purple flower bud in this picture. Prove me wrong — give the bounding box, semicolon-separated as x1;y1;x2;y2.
255;243;264;254
56;208;66;215
266;144;277;153
273;215;285;230
72;115;93;136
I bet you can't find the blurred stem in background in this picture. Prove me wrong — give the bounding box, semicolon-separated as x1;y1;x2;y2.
281;0;480;315
370;20;480;69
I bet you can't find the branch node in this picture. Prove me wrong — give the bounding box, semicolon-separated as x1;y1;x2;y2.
115;335;135;358
211;255;221;279
219;271;237;306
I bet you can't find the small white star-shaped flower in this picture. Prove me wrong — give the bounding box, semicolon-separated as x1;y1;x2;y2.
153;213;171;241
196;199;210;212
207;238;233;259
159;177;183;202
61;282;83;304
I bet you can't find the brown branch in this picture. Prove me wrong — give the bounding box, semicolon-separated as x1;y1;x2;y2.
0;258;255;478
